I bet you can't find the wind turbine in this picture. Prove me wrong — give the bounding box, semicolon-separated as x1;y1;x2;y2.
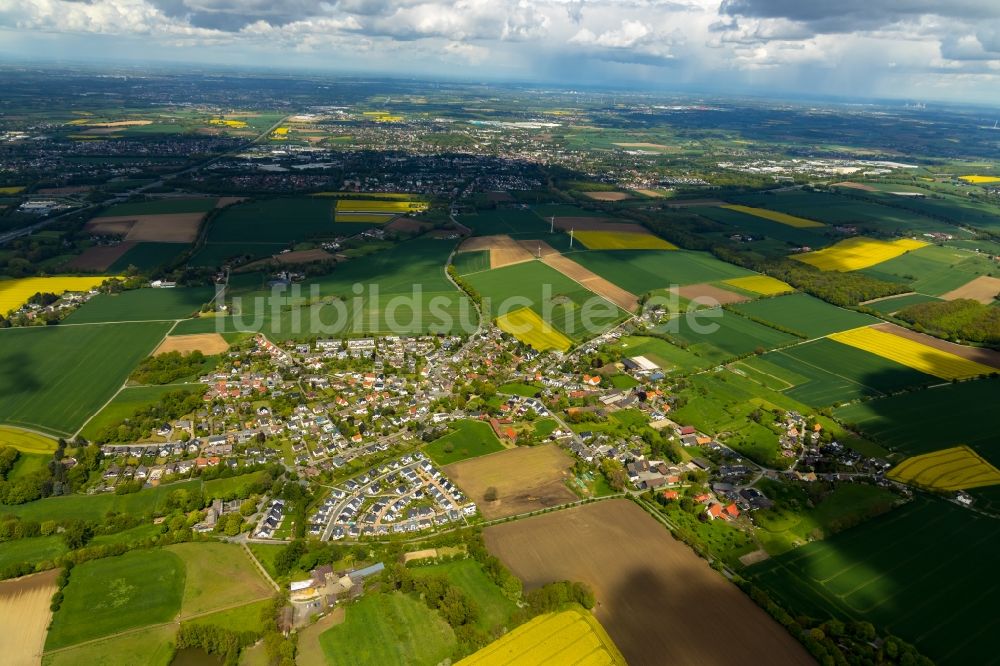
549;216;555;233
569;228;574;249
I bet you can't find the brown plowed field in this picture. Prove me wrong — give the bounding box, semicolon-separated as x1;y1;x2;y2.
872;322;1000;369
0;569;59;666
940;275;1000;304
154;333;230;356
85;213;205;243
534;243;638;311
444;444;577;519
833;181;878;191
484;500;814;666
215;196;246;208
582;191;631;201
65;242;135;271
677;283;749;305
458;234;534;269
385;217;428;234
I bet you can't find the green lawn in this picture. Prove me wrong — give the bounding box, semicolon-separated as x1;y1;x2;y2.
0;321;173;436
64;287;215;324
247;543;284;580
46;549;185;649
3;479;201;522
203;470;269;500
732;293;879;339
0;534;66;574
409;558;518;634
184;599;272;633
498;382;542;397
533;418;558;437
611;408;648;427
318;592;455;666
423;419;505;465
167;542;274;617
42;624;177;666
614;335;710;373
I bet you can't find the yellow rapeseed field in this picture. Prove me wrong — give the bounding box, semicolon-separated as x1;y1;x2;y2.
457;608;626;666
0;186;25;195
496;307;572;352
828;326;995;380
209;118;248;129
959;175;1000;184
720;204;825;228
887;446;1000;491
723;275;794;296
0;426;58;454
0;276;109;316
573;230;677;251
792;237;927;272
335;200;429;214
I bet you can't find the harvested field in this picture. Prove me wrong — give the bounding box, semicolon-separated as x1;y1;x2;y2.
444;444;577;519
65;242;135;271
85;213;205;243
458;234;534;269
536;244;639;311
153;333;229;356
581;191;631;201
870;322;1000;369
676;283;749;305
84;120;152;127
830;326;996;380
484;500;813;666
833;181;878;191
0;569;58;666
549;217;648;233
940;275;1000;304
633;189;666;198
384;217;428;234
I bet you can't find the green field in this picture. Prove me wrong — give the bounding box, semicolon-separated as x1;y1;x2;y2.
860;244;998;295
409;558;517;633
108;242;189;273
189;241;287;267
206;198;360;243
216;238;477;338
46;548;185;649
64;287;215;323
247;543;284;580
184;598;272;632
43;624;177;666
730;191;945;233
732;293;879;339
761;338;936;406
100;198;217;216
834;379;1000;465
0;534;65;573
203;469;269;500
456;209;547;237
464;261;625;341
168;542;274;617
79;384;204;441
452;250;490;275
571;249;754;293
498;381;542;397
864;293;942;314
0;322;173;436
749;496;997;664
3;479;201;522
692;205;829;246
318;591;455;666
614;335;710;373
423;419;505;465
661;308;800;363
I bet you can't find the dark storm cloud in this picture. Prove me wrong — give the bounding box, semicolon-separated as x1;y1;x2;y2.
149;0;331;30
720;0;1000;33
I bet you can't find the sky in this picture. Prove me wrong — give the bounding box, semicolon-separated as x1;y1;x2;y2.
2;0;1000;104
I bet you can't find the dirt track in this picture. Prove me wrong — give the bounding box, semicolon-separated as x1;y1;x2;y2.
941;275;1000;304
484;500;814;666
445;444;577;519
0;569;59;666
872;322;1000;369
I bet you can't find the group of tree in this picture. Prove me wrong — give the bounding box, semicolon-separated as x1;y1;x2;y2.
130;350;211;385
93;388;204;444
175;622;261;666
0;440;102;505
893;298;1000;346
